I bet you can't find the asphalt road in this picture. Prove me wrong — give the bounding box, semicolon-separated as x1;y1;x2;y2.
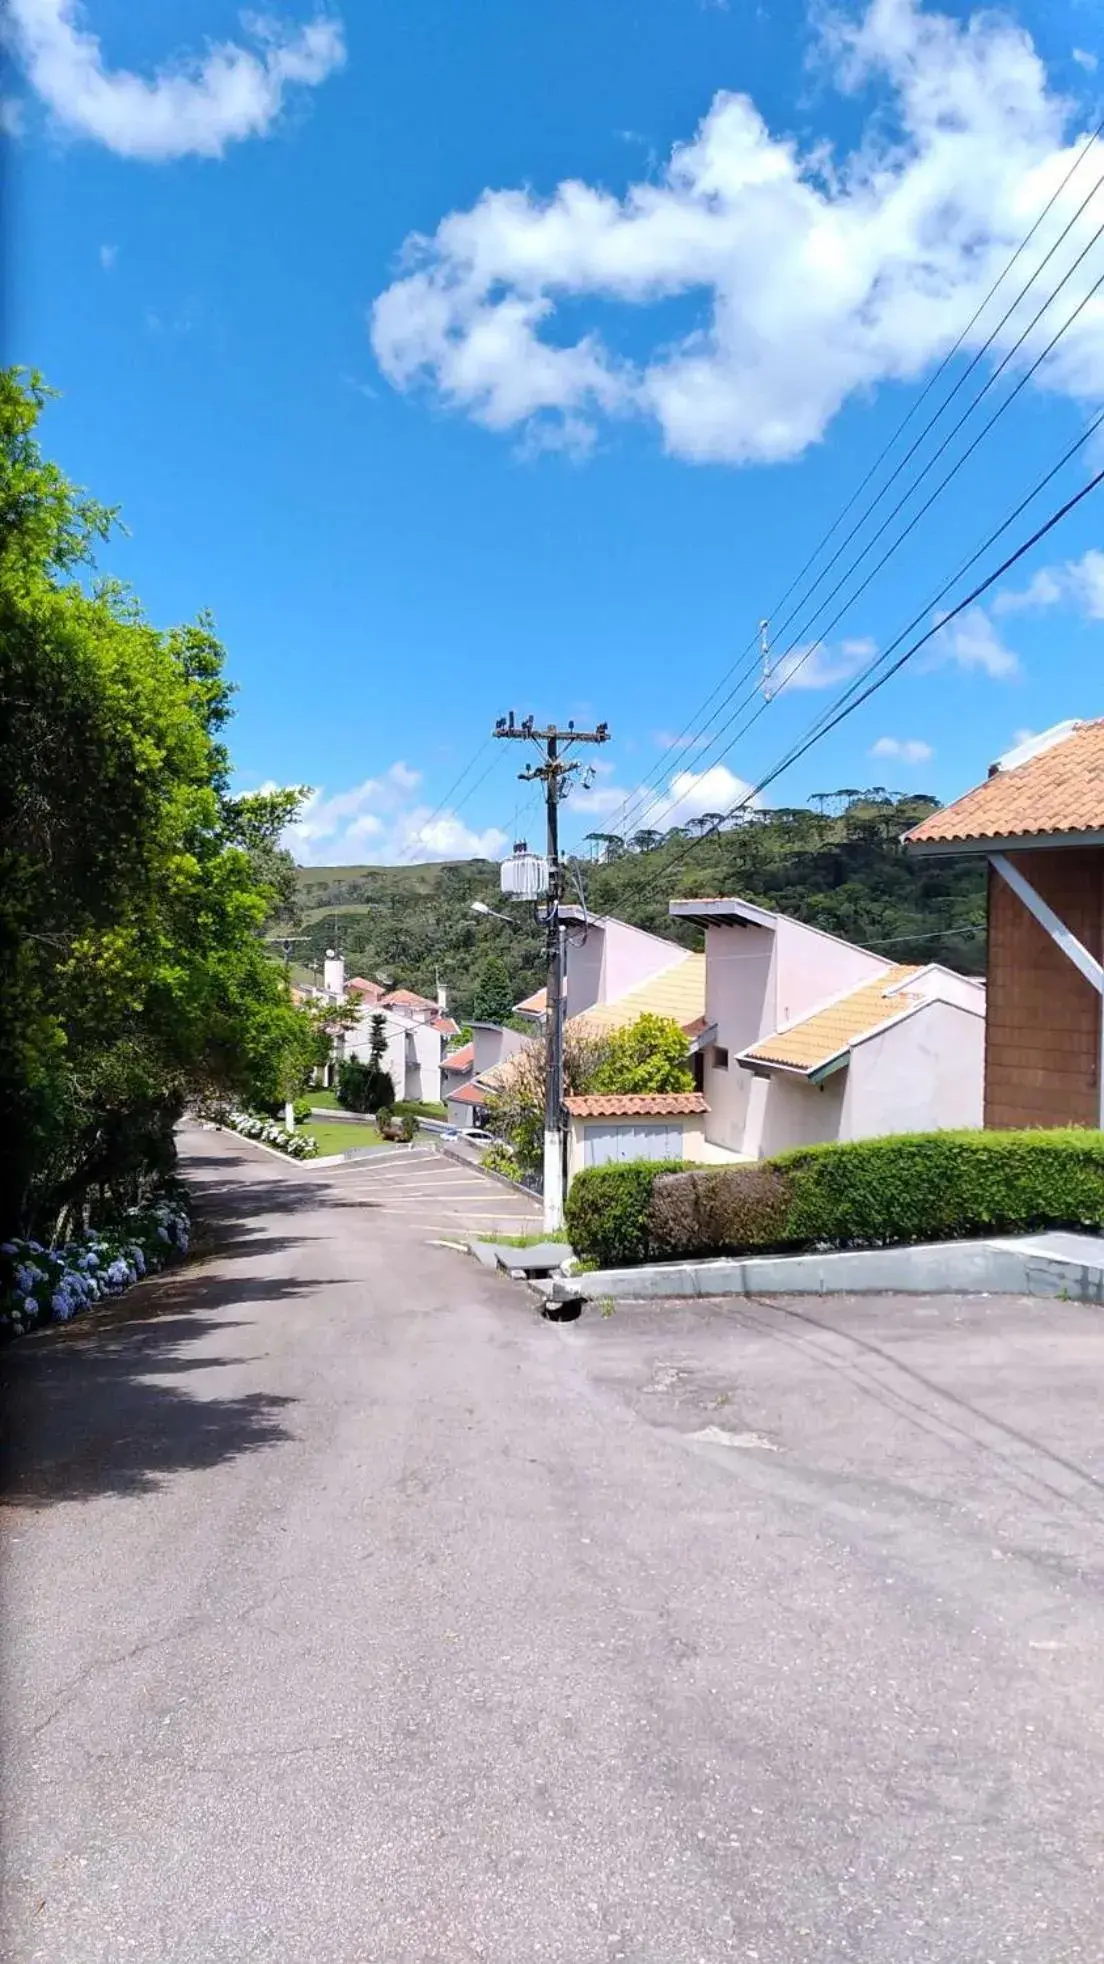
3;1127;1104;1963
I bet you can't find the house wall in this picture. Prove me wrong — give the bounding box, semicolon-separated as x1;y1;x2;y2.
472;1023;529;1078
563;918;686;1020
743;1071;847;1159
772;918;888;1027
985;849;1104;1129
699;924;776;1151
843;999;984;1138
446;1092;479;1132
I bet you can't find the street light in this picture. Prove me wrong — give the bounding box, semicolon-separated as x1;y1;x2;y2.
470;900;514;924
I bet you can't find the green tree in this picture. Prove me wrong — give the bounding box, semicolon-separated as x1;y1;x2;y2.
589;1014;694;1095
473;952;515;1023
368;1011;388;1070
0;368;319;1235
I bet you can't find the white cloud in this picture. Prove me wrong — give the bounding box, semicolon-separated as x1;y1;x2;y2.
994;548;1104;619
1073;49;1098;75
372;0;1104;462
769;635;875;693
650;763;759;827
7;2;345;160
0;98;26;137
869;735;934;763
99;241;115;270
287;762;508;865
933;605;1020;677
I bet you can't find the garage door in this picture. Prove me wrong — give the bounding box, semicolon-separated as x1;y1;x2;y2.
583;1122;683;1168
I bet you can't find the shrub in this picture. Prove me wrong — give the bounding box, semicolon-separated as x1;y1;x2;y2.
481;1142;522;1182
338;1059;395;1114
566;1128;1104;1269
650;1164;794;1259
777;1128;1104;1249
1;1189;191;1341
564;1160;686;1268
293;1098;313;1126
226;1110;318;1160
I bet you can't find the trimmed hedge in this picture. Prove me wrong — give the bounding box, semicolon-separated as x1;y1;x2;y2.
778;1129;1104;1249
564;1130;1104;1269
649;1163;793;1261
563;1160;685;1270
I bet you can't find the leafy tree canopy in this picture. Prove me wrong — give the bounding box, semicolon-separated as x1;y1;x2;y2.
589;1014;694;1095
0;368;319;1234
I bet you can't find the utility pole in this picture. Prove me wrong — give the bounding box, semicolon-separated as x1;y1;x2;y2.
493;713;609;1231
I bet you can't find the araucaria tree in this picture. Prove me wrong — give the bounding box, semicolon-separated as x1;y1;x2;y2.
0;368;321;1236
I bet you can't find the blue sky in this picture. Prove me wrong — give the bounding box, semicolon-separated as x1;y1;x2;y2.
9;0;1104;863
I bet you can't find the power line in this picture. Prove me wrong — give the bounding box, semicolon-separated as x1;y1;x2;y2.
393;736;500;866
648;446;1104;890
623;236;1104;842
611;124;1104;839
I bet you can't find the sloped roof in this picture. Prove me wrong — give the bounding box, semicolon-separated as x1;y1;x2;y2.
905;720;1104;851
573;953;706;1037
514;986;547;1015
432;1014;460;1037
564;1092;708;1118
446;1082;487;1107
442;1042;474;1074
347;977;386;1001
382;988;437;1012
741;966;922;1076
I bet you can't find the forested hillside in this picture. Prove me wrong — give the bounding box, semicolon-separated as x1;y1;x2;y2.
282;791;986;1018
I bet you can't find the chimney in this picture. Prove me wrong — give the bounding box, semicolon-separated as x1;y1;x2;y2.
323;950;346;1001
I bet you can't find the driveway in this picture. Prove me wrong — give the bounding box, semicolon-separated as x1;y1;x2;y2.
2;1126;1103;1962
307;1137;541;1238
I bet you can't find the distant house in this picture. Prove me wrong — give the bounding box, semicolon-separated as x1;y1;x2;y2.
667;896;984;1157
347;976;387;1005
381;987;440;1022
344;1000;446;1105
905;720;1104;1129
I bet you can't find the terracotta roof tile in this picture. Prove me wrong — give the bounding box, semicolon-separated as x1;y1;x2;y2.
905;719;1104;847
347;977;386;1000
741;966;921;1074
573;954;706;1037
432;1014;460;1036
564;1092;708;1118
442;1042;475;1073
446;1082;488;1107
382;988;437;1011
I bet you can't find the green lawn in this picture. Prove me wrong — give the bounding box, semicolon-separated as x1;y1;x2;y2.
308;1088;340;1109
476;1230;569;1248
393;1099;446;1120
306;1120;384;1155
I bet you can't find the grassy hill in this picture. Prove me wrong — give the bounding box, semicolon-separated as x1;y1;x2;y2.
278;793;986;1019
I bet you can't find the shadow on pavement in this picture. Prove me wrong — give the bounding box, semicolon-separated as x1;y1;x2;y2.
0;1261;318;1509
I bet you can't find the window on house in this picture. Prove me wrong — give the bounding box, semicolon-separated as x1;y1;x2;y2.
712;1045;729;1070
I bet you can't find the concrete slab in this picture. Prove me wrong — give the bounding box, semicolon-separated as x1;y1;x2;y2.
550;1232;1104;1306
493;1243;571;1275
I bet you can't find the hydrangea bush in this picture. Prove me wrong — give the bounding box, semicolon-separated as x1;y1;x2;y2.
225;1110;319;1160
1;1193;191;1342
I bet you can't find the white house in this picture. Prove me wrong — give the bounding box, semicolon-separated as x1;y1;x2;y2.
559;907;694;1020
343;1000;450;1106
668;897;985;1158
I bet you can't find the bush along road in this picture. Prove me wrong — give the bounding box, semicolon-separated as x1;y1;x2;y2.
564;1128;1104;1268
0;1192;191;1341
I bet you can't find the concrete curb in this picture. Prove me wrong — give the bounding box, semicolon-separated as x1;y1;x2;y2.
551;1234;1104;1307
